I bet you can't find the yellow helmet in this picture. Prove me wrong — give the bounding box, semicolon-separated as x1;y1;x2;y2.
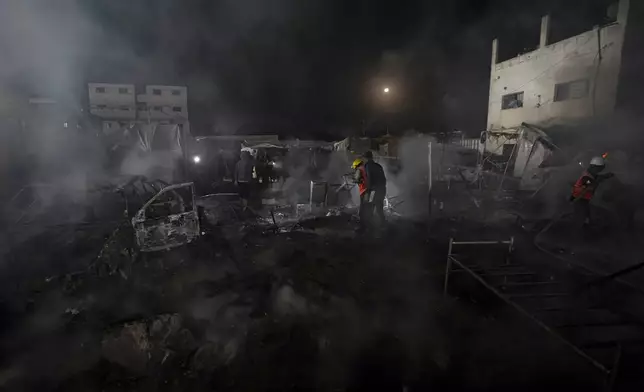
351;158;364;169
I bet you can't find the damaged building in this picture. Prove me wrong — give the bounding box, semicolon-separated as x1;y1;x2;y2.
483;0;643;186
88;83;190;134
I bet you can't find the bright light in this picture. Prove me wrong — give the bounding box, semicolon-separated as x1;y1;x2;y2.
193;155;201;164
383;87;390;93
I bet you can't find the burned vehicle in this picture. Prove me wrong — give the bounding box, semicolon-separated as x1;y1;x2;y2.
131;182;200;252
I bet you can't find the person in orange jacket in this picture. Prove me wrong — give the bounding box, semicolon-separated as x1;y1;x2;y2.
352;157;370;231
570;156;614;226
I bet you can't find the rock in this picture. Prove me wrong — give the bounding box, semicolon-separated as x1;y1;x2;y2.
101;322;150;373
150;314;182;342
102;313;194;373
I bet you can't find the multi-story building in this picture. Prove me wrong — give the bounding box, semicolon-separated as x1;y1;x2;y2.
87;83;189;134
137;85;188;123
483;0;641;177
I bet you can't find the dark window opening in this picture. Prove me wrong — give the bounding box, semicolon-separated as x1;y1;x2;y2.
172;106;182;112
95;87;105;93
554;79;589;101
172;89;181;96
118;87;129;94
97;104;106;109
120;106;131;111
153;106;162;111
153;89;162;95
501;92;524;109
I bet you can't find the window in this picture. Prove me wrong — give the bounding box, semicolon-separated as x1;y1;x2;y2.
97;104;106;109
119;87;129;94
172;106;182;112
554;79;589;102
120;106;130;111
153;106;162;111
501;92;524;109
153;89;162;95
172;89;181;96
95;87;105;93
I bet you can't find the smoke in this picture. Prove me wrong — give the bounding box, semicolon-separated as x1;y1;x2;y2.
530;113;644;219
0;1;196;217
0;2;101;201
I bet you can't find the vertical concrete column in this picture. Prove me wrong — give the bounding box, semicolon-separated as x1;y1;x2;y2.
540;15;551;48
617;0;630;25
491;38;498;66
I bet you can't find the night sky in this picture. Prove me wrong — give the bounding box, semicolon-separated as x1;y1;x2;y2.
3;0;616;138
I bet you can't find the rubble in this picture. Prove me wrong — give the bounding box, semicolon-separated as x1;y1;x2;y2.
101;313;196;374
3;163;632;390
101;321;151;374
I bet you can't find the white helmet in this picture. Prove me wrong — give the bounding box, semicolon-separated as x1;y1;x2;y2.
590;156;605;166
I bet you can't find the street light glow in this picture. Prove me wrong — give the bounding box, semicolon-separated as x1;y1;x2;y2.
383;87;390;93
193;155;201;164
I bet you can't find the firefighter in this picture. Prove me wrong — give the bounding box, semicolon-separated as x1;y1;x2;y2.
363;151;387;229
352;157;370;231
235;150;256;209
570;156;614;227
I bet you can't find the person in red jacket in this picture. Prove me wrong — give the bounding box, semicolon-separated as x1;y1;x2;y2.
352;157;370;231
570;156;614;226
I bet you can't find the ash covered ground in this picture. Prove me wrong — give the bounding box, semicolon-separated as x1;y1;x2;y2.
0;203;602;391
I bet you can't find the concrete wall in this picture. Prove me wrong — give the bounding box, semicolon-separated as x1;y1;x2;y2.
138;85;188;122
88;83;136;120
487;0;629;131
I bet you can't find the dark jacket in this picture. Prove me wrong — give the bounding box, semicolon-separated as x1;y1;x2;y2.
364;160;386;191
235;156;255;183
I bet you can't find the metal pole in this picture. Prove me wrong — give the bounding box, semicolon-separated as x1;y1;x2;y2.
443;238;453;297
428;141;432;219
576;260;644;294
451;240;513;245
506;236;515;265
309;180;314;213
605;344;621;392
428;141;433;194
448;255;609;374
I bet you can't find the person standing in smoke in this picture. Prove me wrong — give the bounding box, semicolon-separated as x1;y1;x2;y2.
363;151;387;230
352;157;370;232
235;150;256;209
570;155;614;228
353;150;387;233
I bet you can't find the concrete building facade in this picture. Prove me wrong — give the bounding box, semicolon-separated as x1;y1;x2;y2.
137;85;188;123
88;83;137;121
87;83;189;134
484;0;631;159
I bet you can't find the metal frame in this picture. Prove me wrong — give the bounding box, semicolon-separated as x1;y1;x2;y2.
132;182;200;252
443;237;629;391
444;238;514;296
309;180;329;211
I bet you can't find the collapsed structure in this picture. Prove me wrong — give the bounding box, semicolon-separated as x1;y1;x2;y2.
482;0;643;189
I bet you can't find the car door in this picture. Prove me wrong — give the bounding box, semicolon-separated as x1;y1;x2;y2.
132;182;200;252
